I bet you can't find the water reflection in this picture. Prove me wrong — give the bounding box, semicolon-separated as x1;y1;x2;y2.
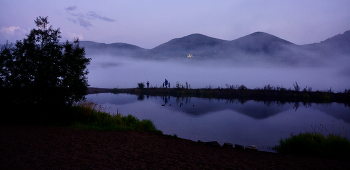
86;93;350;152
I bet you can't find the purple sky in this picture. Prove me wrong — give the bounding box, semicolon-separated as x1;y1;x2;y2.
1;0;350;49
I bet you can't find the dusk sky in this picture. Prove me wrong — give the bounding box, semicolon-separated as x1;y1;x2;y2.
1;0;350;49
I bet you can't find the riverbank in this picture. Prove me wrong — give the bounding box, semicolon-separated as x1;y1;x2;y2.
88;87;350;106
88;87;114;94
1;125;349;169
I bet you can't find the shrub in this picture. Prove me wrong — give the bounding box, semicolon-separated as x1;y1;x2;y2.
238;84;248;90
137;82;145;89
273;132;350;159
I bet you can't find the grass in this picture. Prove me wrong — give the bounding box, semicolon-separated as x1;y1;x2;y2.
273;132;350;160
67;100;162;133
167;133;178;138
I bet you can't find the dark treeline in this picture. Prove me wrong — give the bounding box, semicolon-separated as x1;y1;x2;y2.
108;86;350;108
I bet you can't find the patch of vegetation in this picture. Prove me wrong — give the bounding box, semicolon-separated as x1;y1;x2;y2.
273;132;350;160
167;133;178;138
68;100;162;133
137;82;145;89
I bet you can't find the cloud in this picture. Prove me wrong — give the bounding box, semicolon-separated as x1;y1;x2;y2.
65;5;77;11
0;26;29;43
100;62;122;68
87;11;115;22
64;5;115;29
0;26;21;35
67;18;77;24
78;17;92;28
69;12;85;18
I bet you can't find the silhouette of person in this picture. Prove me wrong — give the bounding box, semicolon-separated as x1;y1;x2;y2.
164;96;168;104
147;81;150;88
165;79;168;88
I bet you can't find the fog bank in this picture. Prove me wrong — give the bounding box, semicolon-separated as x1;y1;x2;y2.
87;55;350;92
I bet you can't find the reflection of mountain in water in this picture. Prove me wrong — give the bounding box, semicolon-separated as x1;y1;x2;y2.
161;97;291;119
86;93;138;105
314;104;350;124
87;94;350;122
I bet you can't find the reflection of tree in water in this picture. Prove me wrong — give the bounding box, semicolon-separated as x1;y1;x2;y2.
345;103;350;108
302;101;313;108
175;96;192;104
293;102;300;111
263;100;274;106
163;96;170;104
137;95;145;101
225;98;247;105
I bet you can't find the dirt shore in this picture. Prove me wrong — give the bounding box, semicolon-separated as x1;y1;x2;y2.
1;126;349;169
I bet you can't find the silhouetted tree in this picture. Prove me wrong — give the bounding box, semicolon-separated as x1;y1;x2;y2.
0;16;90;109
293;81;300;92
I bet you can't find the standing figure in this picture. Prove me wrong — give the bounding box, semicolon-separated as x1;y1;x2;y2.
165;79;168;88
147;81;150;88
168;82;170;88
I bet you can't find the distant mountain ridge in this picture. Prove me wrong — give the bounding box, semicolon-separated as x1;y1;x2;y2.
142;33;228;59
80;30;350;64
303;30;350;55
80;41;146;57
229;32;295;55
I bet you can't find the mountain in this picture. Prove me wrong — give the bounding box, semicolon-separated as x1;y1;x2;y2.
79;30;350;64
303;30;350;56
79;41;146;57
229;32;296;55
141;32;298;60
141;33;228;59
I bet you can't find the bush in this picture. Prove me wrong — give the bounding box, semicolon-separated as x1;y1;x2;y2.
137;82;145;89
273;132;350;159
238;84;248;90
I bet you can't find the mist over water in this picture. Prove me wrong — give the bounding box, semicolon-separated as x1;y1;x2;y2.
87;55;350;92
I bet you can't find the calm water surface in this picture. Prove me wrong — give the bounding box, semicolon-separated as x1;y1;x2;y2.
86;93;350;152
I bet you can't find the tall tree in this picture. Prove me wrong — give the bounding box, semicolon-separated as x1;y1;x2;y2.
0;16;90;109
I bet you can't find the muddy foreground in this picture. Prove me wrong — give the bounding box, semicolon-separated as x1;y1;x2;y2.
1;126;349;169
